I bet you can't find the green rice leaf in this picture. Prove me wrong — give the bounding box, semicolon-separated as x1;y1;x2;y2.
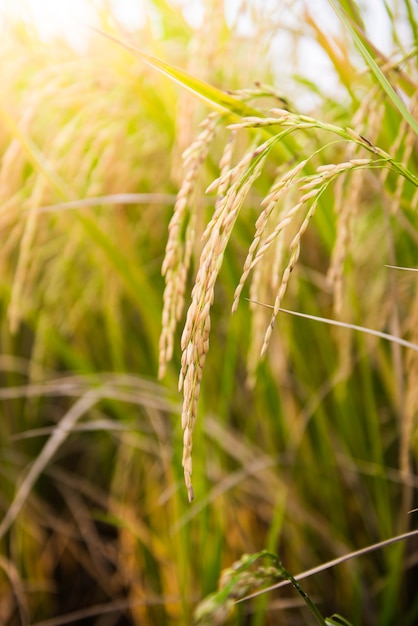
328;0;418;134
94;29;263;120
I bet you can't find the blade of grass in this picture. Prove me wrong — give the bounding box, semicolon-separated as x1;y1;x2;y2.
92;29;264;118
29;193;179;214
93;28;300;162
30;595;187;626
404;0;418;49
246;300;418;353
0;555;29;626
328;0;418;133
385;265;418;272
0;390;100;540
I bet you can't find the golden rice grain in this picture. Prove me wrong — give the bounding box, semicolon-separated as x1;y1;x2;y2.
327;175;349;315
158;113;219;380
232;160;307;313
260;197;319;356
326;86;385;314
179;140;271;499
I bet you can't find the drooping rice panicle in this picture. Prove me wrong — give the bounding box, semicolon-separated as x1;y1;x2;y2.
327;89;386;313
158;113;220;380
201;131;236;240
260;196;320;357
246;204;289;386
326;173;348;316
235;146;374;364
232;159;308;313
179;140;272;500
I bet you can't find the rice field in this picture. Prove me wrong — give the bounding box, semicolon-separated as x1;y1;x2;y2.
0;1;417;625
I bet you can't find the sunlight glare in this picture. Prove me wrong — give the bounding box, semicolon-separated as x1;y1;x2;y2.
0;0;145;50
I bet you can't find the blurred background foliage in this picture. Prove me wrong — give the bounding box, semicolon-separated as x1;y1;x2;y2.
0;1;417;624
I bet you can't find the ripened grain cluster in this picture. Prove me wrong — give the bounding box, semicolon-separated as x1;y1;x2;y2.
159;113;220;382
176;133;275;500
158;93;418;500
